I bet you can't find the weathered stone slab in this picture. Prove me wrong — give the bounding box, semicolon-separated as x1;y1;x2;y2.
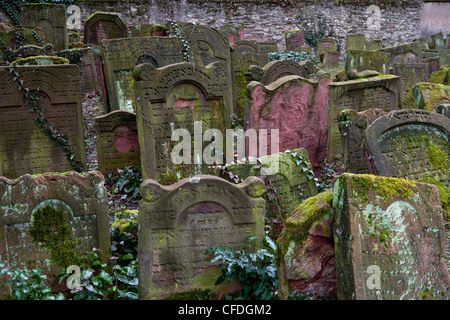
59;47;99;94
392;63;428;103
276;190;336;299
0;65;86;179
285;30;304;51
346;33;365;51
432;32;446;50
100;37;184;112
134;62;228;180
168;23;233;118
83;12;127;46
324;51;341;69
221;149;318;217
327;75;401;159
95;110;140;173
220;24;244;44
363;109;450;188
402;82;450;116
338;108;388;174
0;27;46;52
366;39;383;51
246;72;330;176
138;175;266;299
20;3;67;51
317;37;337;60
378;42;423;68
246;60;309;85
333;173;450;300
0;171;110;276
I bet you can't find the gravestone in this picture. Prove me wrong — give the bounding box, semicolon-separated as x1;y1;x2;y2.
246;72;330;176
20;3;67;51
276;190;336;299
324;51;341;69
129;24;155;38
133;61;228;181
59;47;99;94
379;42;423;68
346;34;365;51
432;33;445;50
168;22;234;117
333;173;450;300
222;149;318;217
221;24;244;43
0;171;110;276
0;65;86;179
392;63;428;103
285;30;304;51
95;110;140;173
0;27;46;53
403;82;450;115
246;60;309;85
138;175;266;299
327;75;401;159
363;109;450;188
100;37;184;112
13;44;54;60
338;108;388;174
424;56;441;80
317;37;337;60
83;12;127;46
366;39;383;51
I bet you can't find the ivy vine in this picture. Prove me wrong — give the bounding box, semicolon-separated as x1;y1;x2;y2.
8;66;83;172
165;18;193;62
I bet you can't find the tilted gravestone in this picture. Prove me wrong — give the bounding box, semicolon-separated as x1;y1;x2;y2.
333;173;450;300
326;75;401;159
0;65;86;179
246;72;330;176
95;110;140;173
285;30;305;51
363;109;450;189
338;108;388;174
392;63;428;103
20;3;67;51
345;50;390;79
403;82;450;114
83;12;128;46
138;175;266;299
100;37;184;112
133;61;228;181
59;47;99;94
166;22;233;118
221;149;318;217
0;171;110;276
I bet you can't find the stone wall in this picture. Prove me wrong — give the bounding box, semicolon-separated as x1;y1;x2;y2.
26;0;425;51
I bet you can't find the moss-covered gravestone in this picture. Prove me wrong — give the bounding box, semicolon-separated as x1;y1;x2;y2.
0;172;109;279
0;65;86;179
138;175;266;299
246;72;330;176
222;149;318;218
276;190;336;299
317;37;337;61
20;3;67;51
345;34;365;51
83;12;127;46
402;82;450;116
133;62;228;181
100;37;184;112
363;109;450;189
285;30;304;51
345;50;390;79
166;22;233;119
326;75;400;159
95;110;140;173
378;42;423;68
333;173;450;300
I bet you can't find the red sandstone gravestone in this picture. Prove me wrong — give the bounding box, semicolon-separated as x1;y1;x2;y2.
246;72;330;176
333;173;450;300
